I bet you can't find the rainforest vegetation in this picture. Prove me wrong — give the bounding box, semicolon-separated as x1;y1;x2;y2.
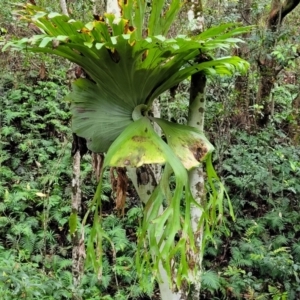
0;0;300;299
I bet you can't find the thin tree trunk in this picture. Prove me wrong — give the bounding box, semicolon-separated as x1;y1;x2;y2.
68;66;88;300
186;2;206;299
256;0;300;127
71;151;85;300
234;0;252;128
151;99;162;183
92;0;107;16
187;70;206;300
289;93;300;143
106;0;121;17
59;0;69;16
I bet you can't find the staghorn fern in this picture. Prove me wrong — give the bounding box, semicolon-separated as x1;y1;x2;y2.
4;0;251;287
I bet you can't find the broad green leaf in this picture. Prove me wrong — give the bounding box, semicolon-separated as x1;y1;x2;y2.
39;36;53;47
153;118;214;169
69;212;77;235
68;78;133;152
104;117;166;167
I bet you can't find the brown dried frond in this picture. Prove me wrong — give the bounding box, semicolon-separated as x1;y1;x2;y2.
92;153;104;181
110;167;128;215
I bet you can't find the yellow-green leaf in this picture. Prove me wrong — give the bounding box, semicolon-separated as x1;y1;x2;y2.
69;212;77;235
154;118;214;169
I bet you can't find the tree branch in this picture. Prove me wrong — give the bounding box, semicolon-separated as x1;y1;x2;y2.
268;0;300;30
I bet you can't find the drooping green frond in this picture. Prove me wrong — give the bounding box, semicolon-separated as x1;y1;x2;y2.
153;118;214;169
86;117;198;285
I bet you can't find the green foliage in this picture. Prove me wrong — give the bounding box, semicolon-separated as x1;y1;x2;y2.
200;128;300;299
2;0;300;299
4;4;249;153
0;79;71;255
0;76;153;299
0;249;72;300
3;1;251;287
201;270;220;292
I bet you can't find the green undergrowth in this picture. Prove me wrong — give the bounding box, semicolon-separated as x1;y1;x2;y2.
0;76;154;299
1;73;300;300
200;127;300;299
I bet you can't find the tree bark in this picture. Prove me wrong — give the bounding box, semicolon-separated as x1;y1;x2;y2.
68;65;89;300
233;0;252;128
268;0;300;30
187;64;206;300
71;151;85;300
256;0;300;127
127;166;183;300
59;0;69;16
92;0;107;16
186;1;206;299
289;93;300;143
106;0;121;17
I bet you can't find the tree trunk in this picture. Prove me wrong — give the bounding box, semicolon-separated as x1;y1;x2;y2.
187;66;207;300
267;0;300;30
233;0;252;128
106;0;121;17
289;93;300;143
68;65;89;300
92;0;107;16
127;166;183;300
71;151;85;300
59;0;69;16
186;2;206;299
256;0;300;127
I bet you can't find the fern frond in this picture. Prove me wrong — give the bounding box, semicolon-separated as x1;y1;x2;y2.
201;270;220;291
